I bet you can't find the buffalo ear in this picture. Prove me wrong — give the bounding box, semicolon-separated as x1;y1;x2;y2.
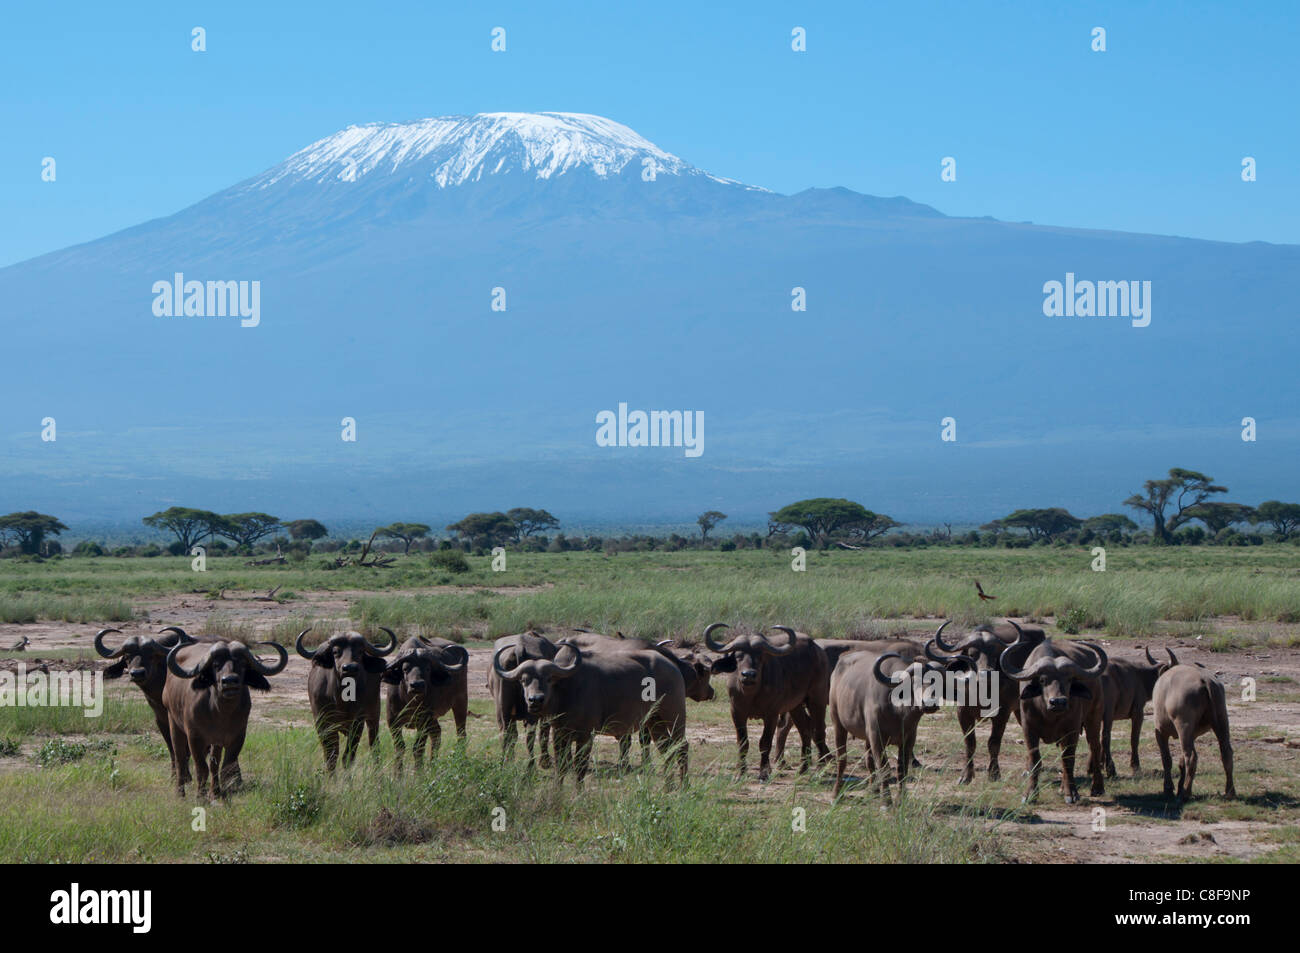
1018;681;1042;700
710;655;737;674
362;655;388;675
192;667;215;689
381;664;403;684
245;671;272;692
102;659;128;680
312;653;336;669
1069;681;1092;700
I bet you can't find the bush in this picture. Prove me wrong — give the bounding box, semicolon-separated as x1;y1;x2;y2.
430;550;471;574
1058;607;1089;635
71;540;104;557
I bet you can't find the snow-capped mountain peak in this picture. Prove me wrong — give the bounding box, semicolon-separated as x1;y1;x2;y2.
251;111;753;190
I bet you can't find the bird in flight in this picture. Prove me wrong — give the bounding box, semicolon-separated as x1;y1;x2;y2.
975;580;996;602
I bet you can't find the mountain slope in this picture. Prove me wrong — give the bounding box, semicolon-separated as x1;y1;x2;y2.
1;112;1296;524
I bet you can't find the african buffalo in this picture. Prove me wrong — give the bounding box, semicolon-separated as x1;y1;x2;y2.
705;623;830;780
492;639;687;786
773;636;922;766
1095;647;1164;777
164;638;288;798
383;636;469;771
296;626;396;770
830;645;973;799
488;630;559;768
1000;621;1108;803
95;625;198;766
924;621;1029;783
1152;650;1235;801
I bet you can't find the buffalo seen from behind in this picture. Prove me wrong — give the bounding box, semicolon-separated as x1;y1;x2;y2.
296;626;397;770
1152;649;1235;801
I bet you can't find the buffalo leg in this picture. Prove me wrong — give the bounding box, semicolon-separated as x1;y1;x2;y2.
805;700;831;764
773;712;793;766
1060;734;1080;803
428;719;442;761
617;734;632;771
390;724;406;773
452;697;468;744
867;725;891;801
219;738;243;795
899;726;917;790
343;722;364;768
788;705;814;774
152;709;176;776
1129;712;1143;774
988;703;1011;781
831;711;849;798
1101;713;1117;778
757;716;777;781
1176;723;1198;801
1022;726;1041;804
1213;720;1235;798
1083;716;1105;797
318;724;340;772
1156;724;1175;797
574;731;594;786
957;707;978;784
732;711;750;778
640;726;652;769
554;728;573;781
192;740;211;799
413;725;429;771
538;722;553;769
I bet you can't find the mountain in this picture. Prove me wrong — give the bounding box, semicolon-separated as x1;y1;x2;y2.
2;112;1297;528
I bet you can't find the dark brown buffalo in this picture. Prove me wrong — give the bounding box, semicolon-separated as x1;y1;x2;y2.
924;621;1030;783
492;640;688;786
163;638;288;798
1095;647;1164;777
488;630;559;768
1000;622;1108;803
95;625;199;767
383;636;469;770
296;626;396;770
706;623;830;780
1152;650;1235;801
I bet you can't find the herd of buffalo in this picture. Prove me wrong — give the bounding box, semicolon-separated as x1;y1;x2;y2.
89;619;1236;805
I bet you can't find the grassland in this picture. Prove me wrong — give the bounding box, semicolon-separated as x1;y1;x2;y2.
1;544;1298;863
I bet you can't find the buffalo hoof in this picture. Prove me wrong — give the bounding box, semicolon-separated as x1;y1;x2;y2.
1090;784;1105;797
958;772;973;785
987;765;1000;782
1064;792;1079;804
1163;786;1176;798
757;770;771;783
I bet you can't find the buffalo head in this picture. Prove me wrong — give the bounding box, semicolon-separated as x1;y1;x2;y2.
96;626;197;694
296;627;395;680
167;639;288;698
383;637;469;696
873;641;975;713
1000;621;1107;711
704;623;796;693
492;641;580;714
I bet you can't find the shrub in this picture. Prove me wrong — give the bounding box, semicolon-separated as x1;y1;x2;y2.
430;549;471;574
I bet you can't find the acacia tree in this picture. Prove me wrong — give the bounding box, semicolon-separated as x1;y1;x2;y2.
447;512;516;548
1255;501;1300;539
696;510;727;540
999;508;1083;542
1082;514;1138;539
142;507;223;551
284;519;328;541
213;513;281;550
506;508;559;542
1123;468;1227;544
1185;502;1257;535
377;522;431;554
0;511;68;554
845;513;901;543
770;498;876;548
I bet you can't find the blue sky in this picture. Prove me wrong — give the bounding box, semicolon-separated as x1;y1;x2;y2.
1;0;1295;267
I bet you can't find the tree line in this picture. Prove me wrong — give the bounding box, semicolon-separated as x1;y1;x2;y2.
2;467;1297;558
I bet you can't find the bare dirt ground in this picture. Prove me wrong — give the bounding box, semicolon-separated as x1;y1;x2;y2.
4;590;1299;863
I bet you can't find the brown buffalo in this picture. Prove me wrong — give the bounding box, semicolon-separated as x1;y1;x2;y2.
830;646;973;799
95;625;199;767
773;636;921;766
1000;622;1108;803
164;638;288;798
1095;647;1164;777
924;621;1028;783
706;623;830;780
383;636;469;771
1152;650;1235;801
492;640;687;786
296;627;396;770
488;630;559;768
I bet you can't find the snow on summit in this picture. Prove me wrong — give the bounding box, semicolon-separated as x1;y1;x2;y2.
252;112;749;189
